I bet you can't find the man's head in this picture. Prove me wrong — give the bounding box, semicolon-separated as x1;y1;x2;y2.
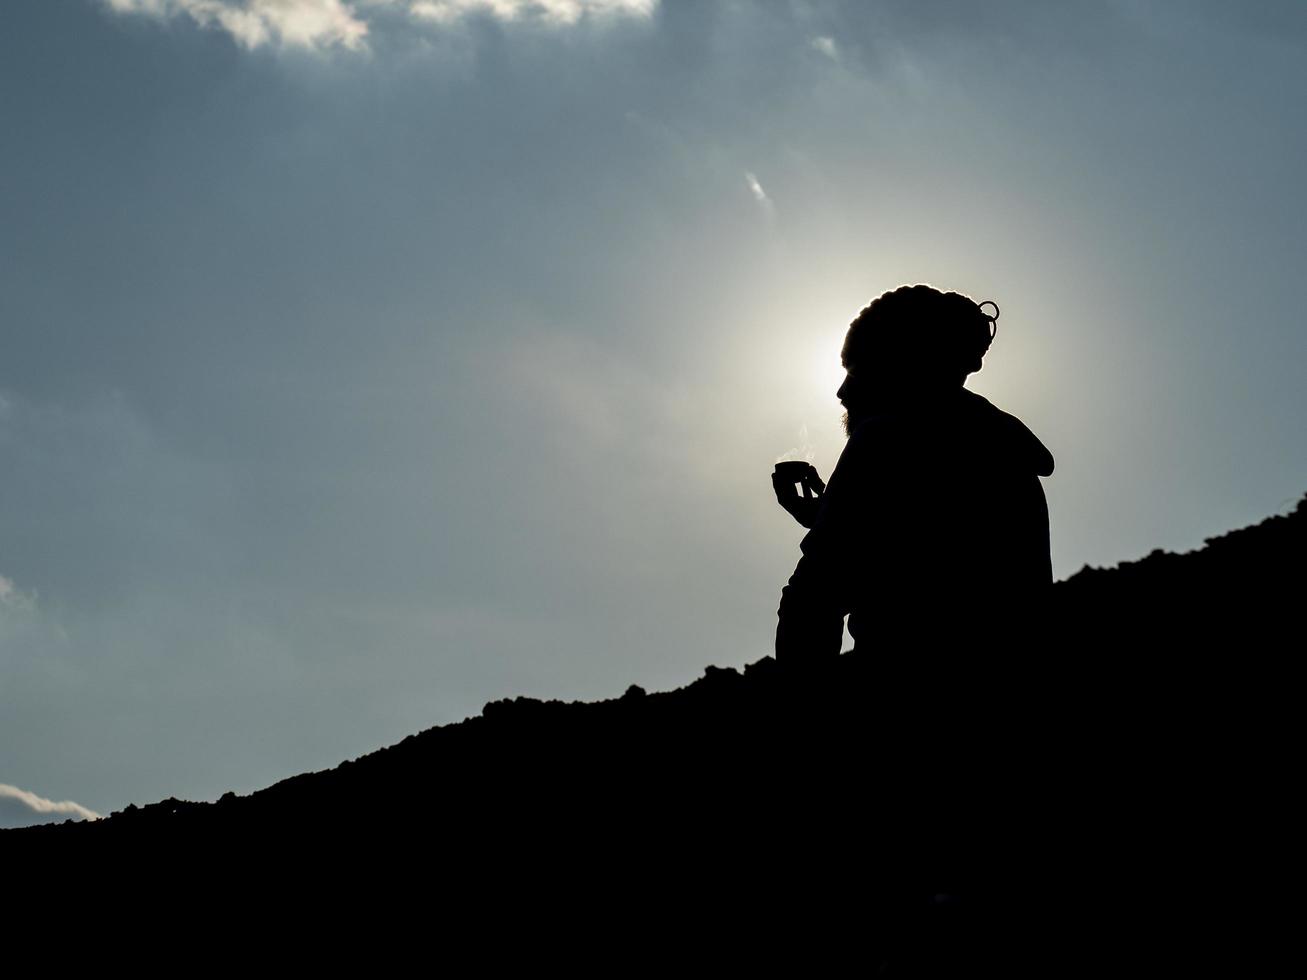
837;284;998;435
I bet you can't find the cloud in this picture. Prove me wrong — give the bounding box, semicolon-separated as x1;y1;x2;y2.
104;0;369;49
0;574;35;611
409;0;656;26
103;0;656;51
0;784;101;829
0;572;39;635
810;35;837;61
744;171;774;217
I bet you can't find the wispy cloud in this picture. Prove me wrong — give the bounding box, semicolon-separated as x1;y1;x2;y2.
103;0;657;51
1;575;19;603
0;564;62;649
409;0;656;26
0;574;37;613
744;171;774;218
0;784;101;829
810;35;838;61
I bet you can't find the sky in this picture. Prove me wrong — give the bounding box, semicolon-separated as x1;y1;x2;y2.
2;0;1305;825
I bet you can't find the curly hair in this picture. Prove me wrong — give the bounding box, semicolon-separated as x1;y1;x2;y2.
842;284;998;379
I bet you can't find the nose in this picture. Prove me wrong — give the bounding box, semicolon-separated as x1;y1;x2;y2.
836;373;851;403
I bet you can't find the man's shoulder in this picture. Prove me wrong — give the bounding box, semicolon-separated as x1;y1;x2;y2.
842;390;1054;477
958;389;1055;477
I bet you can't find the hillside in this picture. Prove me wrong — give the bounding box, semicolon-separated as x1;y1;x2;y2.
7;495;1303;969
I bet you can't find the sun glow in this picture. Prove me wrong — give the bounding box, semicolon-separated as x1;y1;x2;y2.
811;338;847;405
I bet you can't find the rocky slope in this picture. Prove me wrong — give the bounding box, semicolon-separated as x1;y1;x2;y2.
8;495;1302;970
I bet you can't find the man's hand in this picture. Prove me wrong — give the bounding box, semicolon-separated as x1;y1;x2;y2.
771;461;826;529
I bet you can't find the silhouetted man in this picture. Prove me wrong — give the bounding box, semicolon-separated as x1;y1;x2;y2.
772;284;1054;665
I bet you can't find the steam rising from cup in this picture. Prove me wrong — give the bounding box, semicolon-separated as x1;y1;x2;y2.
775;424;815;465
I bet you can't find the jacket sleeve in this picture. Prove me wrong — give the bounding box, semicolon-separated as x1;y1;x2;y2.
774;429;870;664
775;545;849;664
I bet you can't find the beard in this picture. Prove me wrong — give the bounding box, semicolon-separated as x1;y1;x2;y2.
842;410;852;438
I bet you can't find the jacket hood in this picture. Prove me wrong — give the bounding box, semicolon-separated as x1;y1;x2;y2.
961;389;1055;477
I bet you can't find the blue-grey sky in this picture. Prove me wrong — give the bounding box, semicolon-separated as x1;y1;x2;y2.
3;0;1305;823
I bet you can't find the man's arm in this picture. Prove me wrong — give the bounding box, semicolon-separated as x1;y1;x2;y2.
774;428;871;665
775;548;848;664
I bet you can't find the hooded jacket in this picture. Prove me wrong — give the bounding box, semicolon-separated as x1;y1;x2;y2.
775;388;1054;662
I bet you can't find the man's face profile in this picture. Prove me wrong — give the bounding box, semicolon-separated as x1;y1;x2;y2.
836;364;869;437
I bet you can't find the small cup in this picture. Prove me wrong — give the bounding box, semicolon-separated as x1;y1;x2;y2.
773;460;815;482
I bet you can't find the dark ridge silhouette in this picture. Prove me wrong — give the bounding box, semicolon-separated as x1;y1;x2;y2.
6;496;1302;970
